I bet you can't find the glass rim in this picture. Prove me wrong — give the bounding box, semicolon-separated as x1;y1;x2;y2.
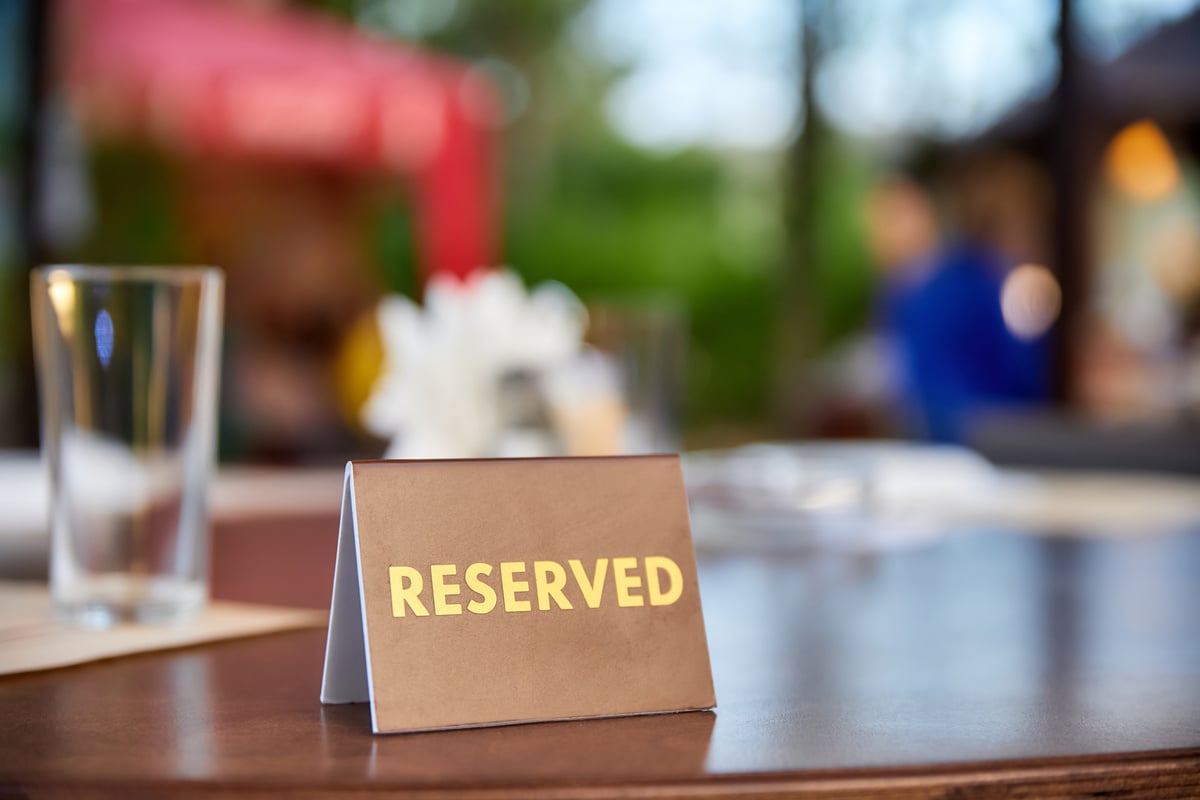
34;264;223;284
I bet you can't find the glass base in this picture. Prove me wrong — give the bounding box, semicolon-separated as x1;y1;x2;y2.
54;574;206;629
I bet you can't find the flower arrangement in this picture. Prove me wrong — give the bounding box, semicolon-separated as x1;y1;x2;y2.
362;270;622;459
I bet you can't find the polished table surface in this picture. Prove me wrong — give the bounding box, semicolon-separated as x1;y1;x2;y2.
3;521;1200;798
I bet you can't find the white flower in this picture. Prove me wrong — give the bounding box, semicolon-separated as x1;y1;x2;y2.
361;270;586;459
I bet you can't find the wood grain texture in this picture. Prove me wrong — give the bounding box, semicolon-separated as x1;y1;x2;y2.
3;524;1200;798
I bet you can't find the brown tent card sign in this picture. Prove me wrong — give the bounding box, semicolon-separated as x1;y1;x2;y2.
320;455;716;734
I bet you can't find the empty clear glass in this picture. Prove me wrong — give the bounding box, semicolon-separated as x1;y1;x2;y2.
31;266;224;627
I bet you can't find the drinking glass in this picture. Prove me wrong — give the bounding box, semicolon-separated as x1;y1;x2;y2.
586;300;686;454
31;265;223;627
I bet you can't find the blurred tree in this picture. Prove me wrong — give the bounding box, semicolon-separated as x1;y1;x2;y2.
0;0;44;447
349;0;782;430
77;146;184;264
60;0;787;441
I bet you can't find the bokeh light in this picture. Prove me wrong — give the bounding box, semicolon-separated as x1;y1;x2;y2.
1001;263;1061;340
1104;120;1180;202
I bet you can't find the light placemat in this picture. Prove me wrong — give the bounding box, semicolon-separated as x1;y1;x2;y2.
0;581;326;676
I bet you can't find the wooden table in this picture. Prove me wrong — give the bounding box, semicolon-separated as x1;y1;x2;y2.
3;520;1200;798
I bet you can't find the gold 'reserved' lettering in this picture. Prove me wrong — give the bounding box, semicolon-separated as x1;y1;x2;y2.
430;564;462;616
500;561;532;613
612;557;644;607
569;558;608;609
534;560;574;611
465;562;497;614
645;556;684;606
388;556;685;618
389;566;429;617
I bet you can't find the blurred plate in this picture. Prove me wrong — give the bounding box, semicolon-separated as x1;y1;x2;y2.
682;442;999;553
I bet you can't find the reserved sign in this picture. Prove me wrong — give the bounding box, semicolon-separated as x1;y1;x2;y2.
320;455;716;734
386;556;686;617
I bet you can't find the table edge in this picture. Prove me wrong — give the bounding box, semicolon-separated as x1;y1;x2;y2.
5;747;1199;799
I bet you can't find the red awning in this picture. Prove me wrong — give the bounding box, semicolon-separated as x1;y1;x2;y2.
61;0;499;280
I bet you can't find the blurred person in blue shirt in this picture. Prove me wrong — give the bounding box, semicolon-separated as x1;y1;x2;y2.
866;153;1055;442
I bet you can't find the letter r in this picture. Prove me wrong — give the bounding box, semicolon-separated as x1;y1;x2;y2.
389;566;430;617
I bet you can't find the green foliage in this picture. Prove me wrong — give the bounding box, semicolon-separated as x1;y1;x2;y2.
367;195;420;299
421;0;588;57
69;0;793;432
810;139;874;347
77;146;185;264
506;136;778;425
398;0;784;427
